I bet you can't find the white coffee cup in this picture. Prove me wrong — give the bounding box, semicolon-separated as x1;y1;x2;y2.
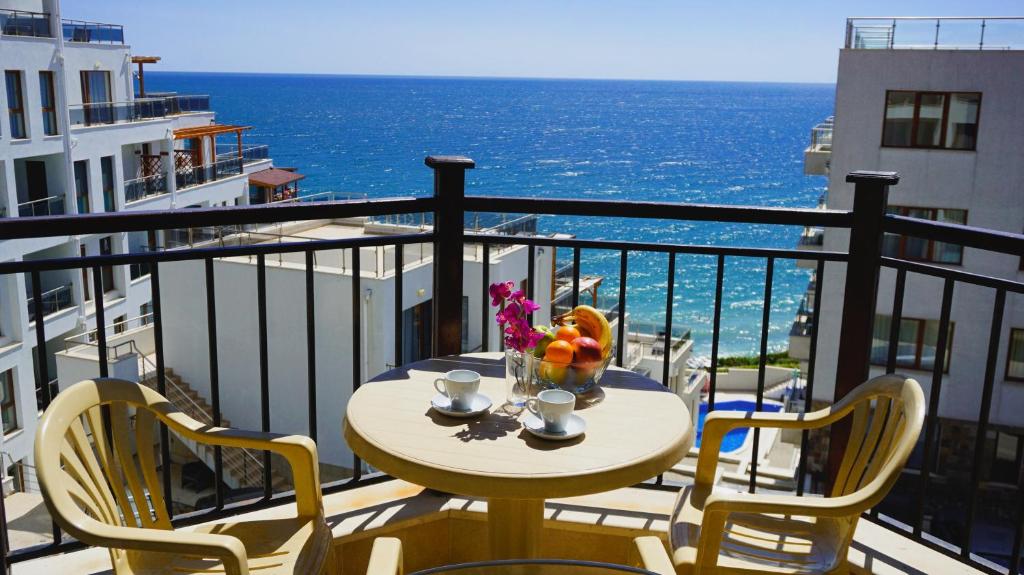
434;369;481;411
526;389;576;433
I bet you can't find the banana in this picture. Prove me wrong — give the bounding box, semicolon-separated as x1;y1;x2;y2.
555;305;613;358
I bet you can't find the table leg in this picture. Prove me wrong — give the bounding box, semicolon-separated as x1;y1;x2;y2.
487;498;544;559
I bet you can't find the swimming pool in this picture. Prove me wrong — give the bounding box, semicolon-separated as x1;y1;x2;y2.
695;400;784;453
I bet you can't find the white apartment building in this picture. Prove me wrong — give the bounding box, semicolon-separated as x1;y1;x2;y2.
792;18;1024;436
0;0;279;494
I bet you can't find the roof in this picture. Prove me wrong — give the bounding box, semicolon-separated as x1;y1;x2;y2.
131;56;161;64
173;124;251;140
248;168;305;188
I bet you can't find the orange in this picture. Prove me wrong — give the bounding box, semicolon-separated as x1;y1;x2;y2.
554;325;581;343
543;339;574;364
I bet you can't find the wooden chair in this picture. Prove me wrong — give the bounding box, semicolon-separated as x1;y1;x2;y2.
35;378;333;575
633;374;925;575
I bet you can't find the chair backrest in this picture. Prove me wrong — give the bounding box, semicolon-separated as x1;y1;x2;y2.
829;374;925;500
35;379;175;567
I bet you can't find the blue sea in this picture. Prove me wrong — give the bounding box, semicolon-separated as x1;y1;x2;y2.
146;72;834;357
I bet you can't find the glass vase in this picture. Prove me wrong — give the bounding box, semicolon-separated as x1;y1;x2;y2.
504;348;532;407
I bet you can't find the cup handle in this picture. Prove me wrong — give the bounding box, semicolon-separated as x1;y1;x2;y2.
526;398;540;417
434;378;447;396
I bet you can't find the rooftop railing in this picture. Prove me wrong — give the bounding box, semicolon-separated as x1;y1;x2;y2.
0;9;50;38
68;99;168;127
809;117;833;151
216;144;271;165
0;159;1021;574
61;18;123;44
846;17;1024;50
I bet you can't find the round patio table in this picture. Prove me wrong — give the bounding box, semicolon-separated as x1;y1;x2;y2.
343;352;694;559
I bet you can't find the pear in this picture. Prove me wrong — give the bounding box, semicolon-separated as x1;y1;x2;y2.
533;325;555;358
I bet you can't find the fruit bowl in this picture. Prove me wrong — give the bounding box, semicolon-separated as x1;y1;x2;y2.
530;354;612;397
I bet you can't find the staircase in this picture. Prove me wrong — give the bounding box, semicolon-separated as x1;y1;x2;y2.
140;363;289;492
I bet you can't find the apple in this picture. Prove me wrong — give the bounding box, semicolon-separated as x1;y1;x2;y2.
571;336;603;365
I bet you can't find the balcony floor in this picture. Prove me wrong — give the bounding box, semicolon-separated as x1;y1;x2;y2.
12;479;984;574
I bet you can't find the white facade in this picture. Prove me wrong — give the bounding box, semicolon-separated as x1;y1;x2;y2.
155;225;554;470
0;0;274;492
807;47;1024;428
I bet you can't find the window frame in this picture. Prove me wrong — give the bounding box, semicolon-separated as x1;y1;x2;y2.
38;71;58;136
1;369;18;435
1006;328;1024;382
883;206;967;265
881;90;982;151
5;70;27;139
871;315;954;373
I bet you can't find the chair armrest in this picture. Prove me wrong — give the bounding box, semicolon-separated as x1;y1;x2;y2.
694;408;839;487
367;537;403;575
70;516;249;575
694;489;874;564
704;489;872;518
156;409;322;517
631;536;675;575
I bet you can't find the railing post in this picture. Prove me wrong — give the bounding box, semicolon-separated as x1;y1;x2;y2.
426;155;474;357
828;170;898;491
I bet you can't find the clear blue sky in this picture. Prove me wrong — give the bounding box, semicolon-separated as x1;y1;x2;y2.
64;0;1021;83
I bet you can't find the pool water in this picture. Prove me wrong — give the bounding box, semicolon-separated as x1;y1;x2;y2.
695;400;784;453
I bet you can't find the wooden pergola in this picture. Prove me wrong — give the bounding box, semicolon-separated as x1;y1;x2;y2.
248;168;305;204
131;55;160;98
172;124;251;170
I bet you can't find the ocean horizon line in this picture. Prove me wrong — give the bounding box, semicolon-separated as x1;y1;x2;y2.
145;70;837;87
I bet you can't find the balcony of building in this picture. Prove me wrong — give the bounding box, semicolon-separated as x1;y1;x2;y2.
172;124;252;193
60;18;123;44
0;9;50;38
0;160;1021;575
804;117;833;176
845;17;1024;51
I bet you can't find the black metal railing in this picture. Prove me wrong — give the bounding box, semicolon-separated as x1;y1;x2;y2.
175;157;243;190
0;158;1021;575
69;99;168;127
0;9;50;37
124;173;168;204
61;18;123;44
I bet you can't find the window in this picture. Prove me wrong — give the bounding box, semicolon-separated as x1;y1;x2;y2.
101;156;115;212
5;71;26;139
882;91;981;150
985;431;1022;485
80;70;111;125
871;315;954;372
38;71;57;135
883;206;967;264
1007;329;1024;381
99;237;115;293
0;370;17;434
140;302;153;325
74;160;89;213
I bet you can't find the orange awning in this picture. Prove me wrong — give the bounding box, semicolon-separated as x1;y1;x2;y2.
173;124;251;140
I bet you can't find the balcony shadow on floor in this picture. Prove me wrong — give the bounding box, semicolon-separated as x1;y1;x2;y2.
849;538;928;575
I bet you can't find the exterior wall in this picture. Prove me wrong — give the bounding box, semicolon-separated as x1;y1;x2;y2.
159;243;553;470
814;49;1024;428
0;0;256;491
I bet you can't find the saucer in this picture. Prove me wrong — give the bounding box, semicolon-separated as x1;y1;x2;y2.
431;393;492;418
522;413;586;441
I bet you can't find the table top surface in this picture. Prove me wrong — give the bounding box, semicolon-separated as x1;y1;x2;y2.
344;352;694;500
